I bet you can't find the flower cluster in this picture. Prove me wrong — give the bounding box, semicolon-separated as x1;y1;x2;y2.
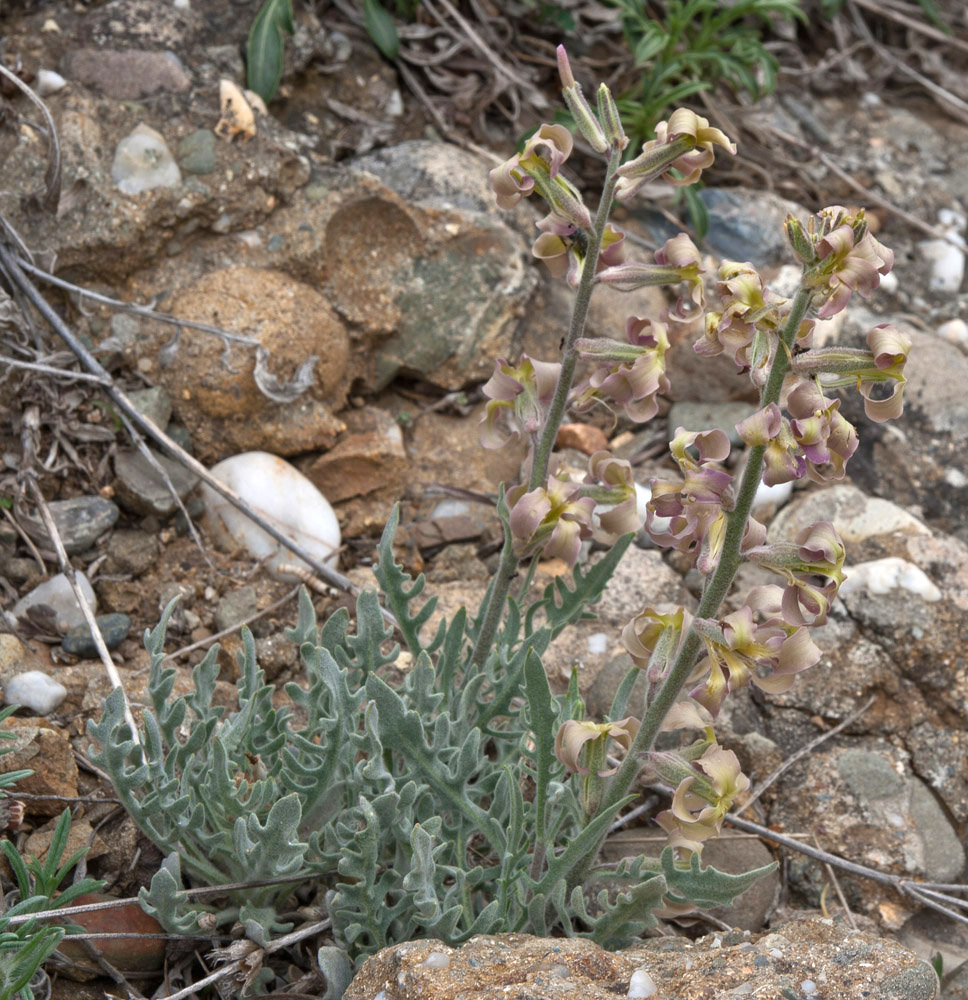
484;48;914;872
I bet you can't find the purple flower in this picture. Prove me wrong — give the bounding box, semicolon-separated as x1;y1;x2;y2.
507;469;596;566
480;355;561;450
689;606;822;715
573;316;671;421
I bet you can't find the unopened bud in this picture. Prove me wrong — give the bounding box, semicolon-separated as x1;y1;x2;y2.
785;214;817;265
597;83;627;151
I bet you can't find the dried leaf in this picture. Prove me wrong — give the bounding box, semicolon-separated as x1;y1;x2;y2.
252;347;317;403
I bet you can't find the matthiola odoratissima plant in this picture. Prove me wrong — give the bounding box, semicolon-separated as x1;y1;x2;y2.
89;45;910;993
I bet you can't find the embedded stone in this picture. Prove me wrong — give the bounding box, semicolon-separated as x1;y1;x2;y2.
21;496;119;555
62;614;132;658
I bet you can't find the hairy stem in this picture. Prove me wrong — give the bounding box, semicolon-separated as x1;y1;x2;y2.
565;284;813;889
470;150;622;669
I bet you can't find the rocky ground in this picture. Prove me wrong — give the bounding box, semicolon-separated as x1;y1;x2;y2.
1;0;968;997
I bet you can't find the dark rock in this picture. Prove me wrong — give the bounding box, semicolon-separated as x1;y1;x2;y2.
62;614;132;657
22;496;119;555
113;447;199;516
177;129;217;175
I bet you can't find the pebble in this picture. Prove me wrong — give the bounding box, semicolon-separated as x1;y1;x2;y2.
112;124;182;196
36;69;66;96
22;496;119;555
201;451;340;580
126;386;173;430
177;129;217;175
627;969;658;998
113;447;199;516
214;587;258;633
838;557;942;602
12;571;96;632
62;613;132;658
4;671;67;715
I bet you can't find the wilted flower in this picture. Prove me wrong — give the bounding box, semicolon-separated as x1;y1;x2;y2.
554;717;641;776
647;428;734;568
583;450;641;540
572;316;671;421
480;355;561;450
507;469;596;566
693;260;785;367
488;123;592;230
556;716;641;818
621;605;691;689
786;380;858;483
744;520;846;627
533;220;625;287
736;403;806;485
616;109;736;201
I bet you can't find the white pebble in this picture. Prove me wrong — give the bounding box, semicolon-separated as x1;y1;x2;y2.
753;478;792;510
5;671;68;715
877;270;898;294
937;318;968;348
944;467;967;488
627;967;658;998
36;69;67;96
801;980;817;995
420;952;450;969
839;557;941;602
202;452;340;581
112;124;181;195
587;632;608;654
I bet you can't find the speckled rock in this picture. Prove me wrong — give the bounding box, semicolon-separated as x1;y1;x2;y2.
159;267;349;462
344;919;937;1000
768;740;965;921
62;48;191;100
21;496;119;555
302;406;409;503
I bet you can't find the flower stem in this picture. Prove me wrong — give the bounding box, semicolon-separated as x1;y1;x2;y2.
564;284;813;888
470;150;622;669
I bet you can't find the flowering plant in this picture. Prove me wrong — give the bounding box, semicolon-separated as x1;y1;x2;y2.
480;46;908;876
94;45;910;986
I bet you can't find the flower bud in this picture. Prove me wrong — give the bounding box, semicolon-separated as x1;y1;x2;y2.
597;83;628;151
785;214;817;265
556;45;608;153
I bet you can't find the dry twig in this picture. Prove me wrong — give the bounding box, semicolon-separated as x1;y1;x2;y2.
25;475;140;744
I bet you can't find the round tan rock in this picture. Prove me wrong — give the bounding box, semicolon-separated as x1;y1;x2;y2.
163;267;349;461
